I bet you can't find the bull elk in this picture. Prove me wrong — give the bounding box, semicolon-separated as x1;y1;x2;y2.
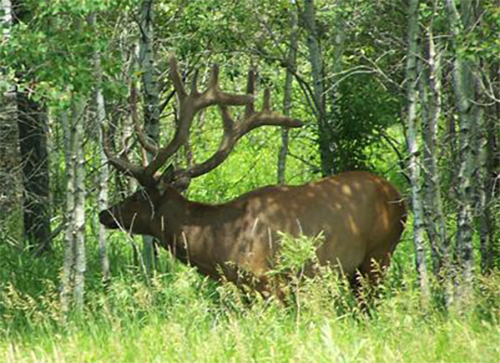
99;56;406;292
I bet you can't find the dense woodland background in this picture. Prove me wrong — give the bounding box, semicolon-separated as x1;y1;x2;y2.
1;0;500;362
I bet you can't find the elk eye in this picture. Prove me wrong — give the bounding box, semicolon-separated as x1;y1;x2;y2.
132;189;151;202
130;193;142;202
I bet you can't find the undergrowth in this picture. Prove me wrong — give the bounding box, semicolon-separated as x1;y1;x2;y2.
1;235;499;363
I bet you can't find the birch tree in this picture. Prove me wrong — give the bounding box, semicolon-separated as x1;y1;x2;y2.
473;5;498;273
445;0;482;305
418;2;449;283
405;0;429;299
277;0;299;184
60;100;87;313
0;0;23;242
91;12;110;285
72;101;86;309
302;0;336;176
60;110;75;315
138;0;160;275
482;63;500;271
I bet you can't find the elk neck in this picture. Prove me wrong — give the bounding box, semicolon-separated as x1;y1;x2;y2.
154;186;247;278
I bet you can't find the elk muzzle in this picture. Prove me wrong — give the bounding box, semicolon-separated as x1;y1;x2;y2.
99;209;120;229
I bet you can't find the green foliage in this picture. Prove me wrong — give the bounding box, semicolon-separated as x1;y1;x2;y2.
0;0;137;107
271;231;323;275
333;74;404;171
1;236;500;363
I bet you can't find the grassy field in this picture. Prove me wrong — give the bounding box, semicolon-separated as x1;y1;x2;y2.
1;237;499;363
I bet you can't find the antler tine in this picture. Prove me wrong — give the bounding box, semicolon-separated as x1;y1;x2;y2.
244;70;255;119
195;62;254;110
262;89;271;112
101;123;158;188
219;105;235;134
169;55;187;101
191;69;200;95
208;63;220;90
239;87;302;133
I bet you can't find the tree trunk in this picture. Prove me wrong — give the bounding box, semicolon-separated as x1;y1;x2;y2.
60;100;87;313
405;0;430;300
90;12;111;286
72;101;86;310
446;0;481;306
96;79;111;286
475;74;491;273
302;0;336;176
0;0;23;243
16;92;52;251
138;0;160;275
277;2;299;184
418;18;449;282
486;64;500;270
60;110;75;315
11;0;52;252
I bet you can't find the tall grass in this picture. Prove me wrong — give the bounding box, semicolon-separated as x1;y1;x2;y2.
1;233;499;363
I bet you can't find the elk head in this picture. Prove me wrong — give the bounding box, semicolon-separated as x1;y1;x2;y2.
98;183;164;235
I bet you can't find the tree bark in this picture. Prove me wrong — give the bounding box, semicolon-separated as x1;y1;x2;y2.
277;1;299;184
446;0;481;305
16;92;52;251
0;0;23;243
475;73;491;273
405;0;430;300
90;12;111;286
60;100;87;313
302;0;336;176
138;0;160;275
60;110;75;315
418;18;449;281
72;101;86;310
96;76;111;286
11;0;52;252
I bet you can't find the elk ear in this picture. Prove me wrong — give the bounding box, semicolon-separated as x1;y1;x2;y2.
157;165;191;193
157;164;175;192
172;176;191;193
160;164;175;183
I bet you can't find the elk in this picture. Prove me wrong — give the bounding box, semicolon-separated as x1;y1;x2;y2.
99;56;406;292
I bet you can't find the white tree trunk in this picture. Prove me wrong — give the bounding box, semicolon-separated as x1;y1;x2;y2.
405;0;430;300
330;0;346;100
278;1;299;184
60;101;87;313
96;88;110;285
91;12;110;285
303;0;336;175
72;101;86;309
446;0;479;306
475;76;490;272
419;23;449;278
138;0;160;275
60;110;76;315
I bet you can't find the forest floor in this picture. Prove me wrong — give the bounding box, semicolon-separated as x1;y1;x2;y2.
1;242;499;363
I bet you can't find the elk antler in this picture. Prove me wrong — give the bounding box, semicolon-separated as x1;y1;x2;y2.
103;55;303;189
171;70;303;182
